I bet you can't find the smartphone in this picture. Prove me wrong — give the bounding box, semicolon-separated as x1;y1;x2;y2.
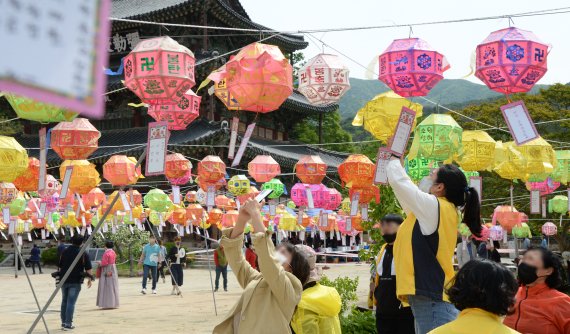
255;189;274;203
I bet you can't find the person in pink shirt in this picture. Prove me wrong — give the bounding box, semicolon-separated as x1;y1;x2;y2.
96;241;120;309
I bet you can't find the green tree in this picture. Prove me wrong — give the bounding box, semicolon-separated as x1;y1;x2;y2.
291;111;354;152
94;225;150;276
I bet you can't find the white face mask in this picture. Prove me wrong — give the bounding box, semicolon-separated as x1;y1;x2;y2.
275;252;288;265
419;176;434;194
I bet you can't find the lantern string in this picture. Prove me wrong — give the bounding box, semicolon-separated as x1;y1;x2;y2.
0;117;20;124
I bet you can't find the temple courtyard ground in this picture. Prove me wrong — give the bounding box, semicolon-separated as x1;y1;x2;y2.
0;263;371;333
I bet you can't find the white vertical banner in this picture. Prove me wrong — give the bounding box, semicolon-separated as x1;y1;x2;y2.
350;193;360;216
228;117;239;159
172;186;181;205
145;122;169;176
542;197;547;218
119;191;131;212
231;123;256;167
530;190;540;214
59;166;74;199
38;128;47;192
305;186;315;209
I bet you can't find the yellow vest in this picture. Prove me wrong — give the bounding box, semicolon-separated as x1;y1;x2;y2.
428;308;520;334
394;197;458;303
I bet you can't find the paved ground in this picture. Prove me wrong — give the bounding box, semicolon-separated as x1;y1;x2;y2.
0;263;371;334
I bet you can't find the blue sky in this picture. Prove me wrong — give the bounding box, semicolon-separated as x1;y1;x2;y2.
241;0;570;84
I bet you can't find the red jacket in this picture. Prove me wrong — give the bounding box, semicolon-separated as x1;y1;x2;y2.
245;248;257;270
504;283;570;334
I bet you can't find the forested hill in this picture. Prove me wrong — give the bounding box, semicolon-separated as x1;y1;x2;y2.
338;78;549;120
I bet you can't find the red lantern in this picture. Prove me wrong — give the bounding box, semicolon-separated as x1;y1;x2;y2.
147;90;201;130
13;157;41;192
338;154;375;188
198;155;226;184
224;42;293;113
349;185;380;204
50;118;100;160
475;27;548;94
83;187;106;208
248;155;281;183
165;153;192;182
196;177;226;191
186;203;205;226
124;36;196;105
379;38;449;97
295;155;327;184
103;155;142;187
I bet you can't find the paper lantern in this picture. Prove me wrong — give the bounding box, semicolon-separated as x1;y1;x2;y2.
207;208;223;225
317;214;336;232
50;118;100;160
0;136;28;182
196;176;226;191
298;53;350;105
409;114;462;161
186;203;205;226
83;187;106;208
227;175;250;195
214;74;241;110
405;157;439;182
130;190;143;206
548;195;569;215
169;192;184;204
492;205;522;232
291;183;308;207
13;158;41;192
60;160;100;195
338;154;375;188
341;198;351;213
104;191;128;213
165;153;192;185
489;225;505;241
516;137;557;181
4;94;78;123
325;188;342;211
261;179;284;199
221;210;239;228
144;189;172;213
198;155;226;184
352;91;423;143
349;185;380;205
31;216;46;229
542;222;557;236
475;27;548;94
0;182;18;204
124;36;196;105
224;42;293;113
147;90;201;130
472;225;491;241
168;206;187;225
551;150;570;185
493;142;526;180
148;211;163;226
278;211;301;231
7;196;26;216
295;155;327;184
38;175;60;198
248;155;281;183
103;155;142;187
526;178;560;196
61;211;81;228
378;38;450;97
290;183;328;208
512;222;532;239
237;186;259;204
185;191;198;203
41;193;59;212
215;195;236;211
456;130;496;171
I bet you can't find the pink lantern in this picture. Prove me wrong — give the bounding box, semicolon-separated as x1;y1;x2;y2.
124;36;196;105
489;225;505;241
325;188;342;211
337;217;359;236
542;222;557;236
165;153;192;185
475;27;548;94
224;42;293;113
472;225;491;241
248;155;281;183
298;54;350;105
290;183;328;209
291;183;308;207
526;178;560;196
378;38;449;97
38;175;60;198
147;89;201;130
50;118;100;160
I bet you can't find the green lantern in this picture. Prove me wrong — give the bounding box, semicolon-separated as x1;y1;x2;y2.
551;150;570;185
5;94;78;123
228;175;250;195
548;195;568;215
405;157;439;182
512;222;532;238
144;189;173;213
409;114;463;161
261;179;284;199
8;196;26;216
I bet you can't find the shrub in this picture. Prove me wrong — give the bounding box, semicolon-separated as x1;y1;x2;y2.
41;247;58;265
0;250;5;262
320;275;359;315
341;308;377;334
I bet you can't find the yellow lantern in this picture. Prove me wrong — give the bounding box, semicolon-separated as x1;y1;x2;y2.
516;137;557;182
456;130;496;171
494;142;526;180
0;136;28;182
60;160;100;195
352;91;423;143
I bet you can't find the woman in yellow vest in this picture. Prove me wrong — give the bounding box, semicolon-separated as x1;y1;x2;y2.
386;158;482;334
429;260;520;334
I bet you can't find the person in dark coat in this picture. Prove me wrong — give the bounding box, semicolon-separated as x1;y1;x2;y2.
30;244;42;274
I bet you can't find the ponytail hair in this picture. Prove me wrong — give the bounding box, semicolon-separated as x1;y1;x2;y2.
435;165;482;237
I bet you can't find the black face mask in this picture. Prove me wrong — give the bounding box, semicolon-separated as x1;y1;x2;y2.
383;233;397;243
517;262;538;285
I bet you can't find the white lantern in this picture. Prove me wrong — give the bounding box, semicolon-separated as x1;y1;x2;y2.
298;54;350;105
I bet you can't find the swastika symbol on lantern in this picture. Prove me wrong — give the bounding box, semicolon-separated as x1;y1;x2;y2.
141;57;155;71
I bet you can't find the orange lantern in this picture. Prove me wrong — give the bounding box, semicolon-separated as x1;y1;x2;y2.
130;190;143;206
60;160;100;195
295;155;327;184
185;191;197;203
83;187;106;208
50;118;100;160
492;205;523;232
338;154;375;188
31;216;46;229
207;208;223;225
248;155;281;183
196;176;226;191
168;206;187;225
349;185;380;204
186;203;205;226
198;155;226;184
103;155;142;187
237;186;259;203
0;182;18;204
165;153;192;180
13;157;41;192
317;213;336;232
221;210;239;228
215;195;236;211
299;212;312;228
351;215;364;232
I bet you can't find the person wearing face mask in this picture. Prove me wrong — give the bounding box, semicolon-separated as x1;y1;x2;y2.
213;199;311;334
504;247;570;334
167;236;186;295
387;158;482;334
371;214;415;334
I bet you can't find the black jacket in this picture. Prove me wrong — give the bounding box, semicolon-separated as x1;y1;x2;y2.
167;246;186;264
58;245;92;284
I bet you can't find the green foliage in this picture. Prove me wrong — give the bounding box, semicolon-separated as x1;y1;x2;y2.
319;275;359;315
292;112;354;152
41;247;58;265
94;225;150;262
340;308;377;334
0;250;5;263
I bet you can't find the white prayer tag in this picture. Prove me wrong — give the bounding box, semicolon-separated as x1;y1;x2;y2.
41;229;46;240
389;107;416;156
306;186;315;209
206;186;215;208
120;191;131;212
350;193;360;216
501;101;539;145
374;148;391;184
269;201;276;216
232;123;256;167
38;128;47;192
542;197;547;218
361;205;369;221
59;166;74;199
145;122;169;175
87;226;92;234
469;177;483;203
530;191;540;214
228;117;239;159
172;186;181;205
